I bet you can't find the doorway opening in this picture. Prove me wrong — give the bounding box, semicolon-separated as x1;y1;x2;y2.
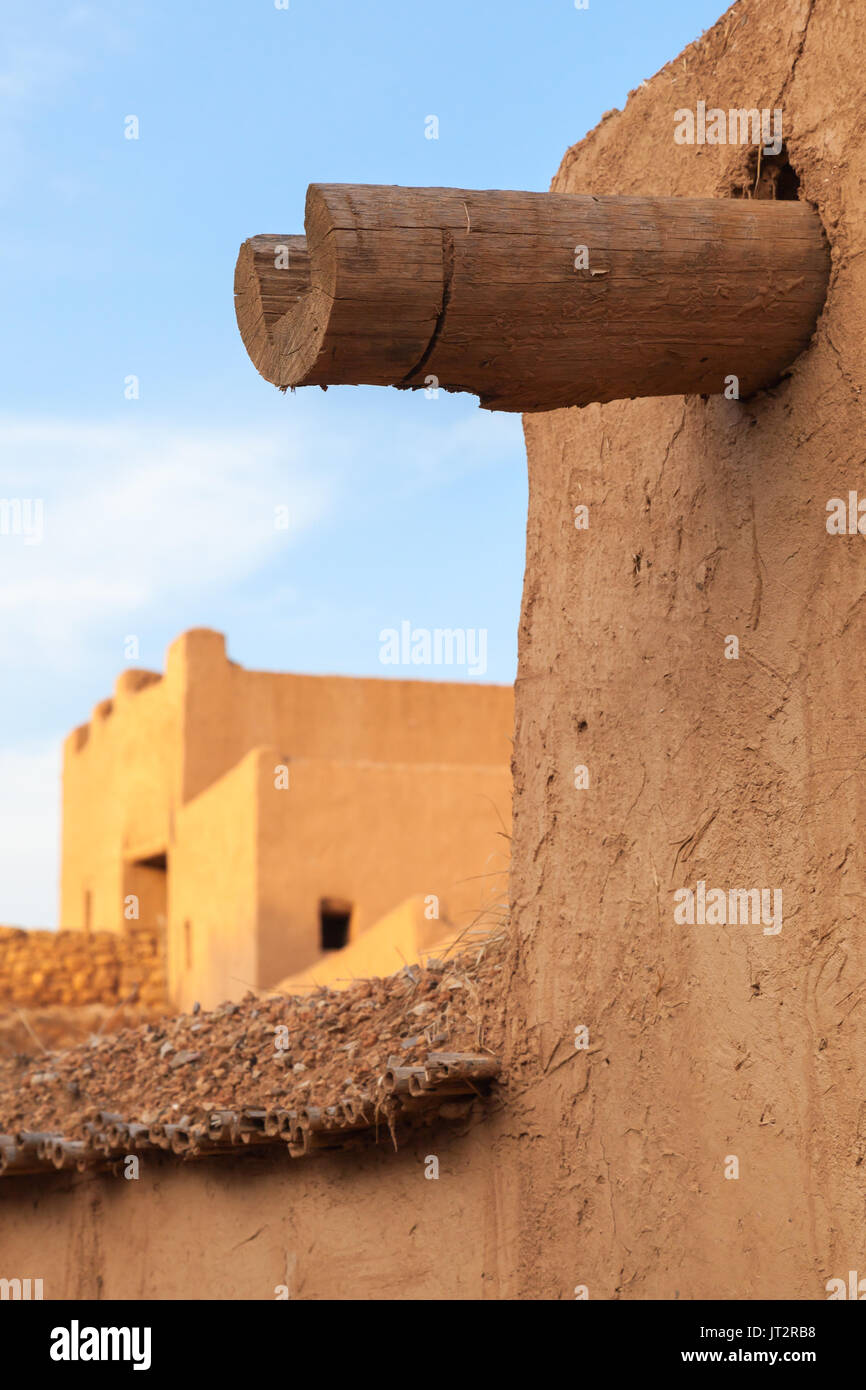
124;851;168;930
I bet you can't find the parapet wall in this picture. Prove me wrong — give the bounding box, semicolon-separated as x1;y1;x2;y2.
0;1119;508;1298
0;924;168;1012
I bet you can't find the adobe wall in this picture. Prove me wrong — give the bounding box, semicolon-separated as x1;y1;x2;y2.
169;751;260;1011
254;753;511;989
59;667;181;933
0;1117;514;1299
176;629;514;805
507;0;866;1298
169;748;510;1010
278;895;468;993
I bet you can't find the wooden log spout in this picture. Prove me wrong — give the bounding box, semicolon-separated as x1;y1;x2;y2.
234;185;830;413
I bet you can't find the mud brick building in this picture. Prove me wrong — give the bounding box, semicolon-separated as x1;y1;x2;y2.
60;626;512;1010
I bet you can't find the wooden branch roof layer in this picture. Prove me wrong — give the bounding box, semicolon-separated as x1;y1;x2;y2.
0;943;504;1181
235;184;830;412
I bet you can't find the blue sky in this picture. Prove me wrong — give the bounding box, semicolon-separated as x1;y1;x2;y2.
0;0;725;924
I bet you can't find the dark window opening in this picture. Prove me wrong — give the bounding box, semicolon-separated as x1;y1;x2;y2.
136;851;167;871
319;897;352;951
83;889;92;934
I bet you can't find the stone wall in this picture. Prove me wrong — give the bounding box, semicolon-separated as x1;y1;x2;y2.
0;923;167;1013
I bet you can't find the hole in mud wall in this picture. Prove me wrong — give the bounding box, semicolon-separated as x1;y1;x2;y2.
319;897;352;952
730;142;801;201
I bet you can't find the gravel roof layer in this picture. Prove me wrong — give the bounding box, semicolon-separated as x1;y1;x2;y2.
0;939;506;1179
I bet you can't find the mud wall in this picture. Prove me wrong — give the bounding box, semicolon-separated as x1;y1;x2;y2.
254;753;511;993
59;665;180;934
278;895;469;994
168;747;510;1011
0;1116;512;1300
168;750;260;1012
176;628;514;805
506;0;866;1299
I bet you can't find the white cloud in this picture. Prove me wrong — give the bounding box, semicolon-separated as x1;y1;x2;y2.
0;414;337;926
0;415;335;666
